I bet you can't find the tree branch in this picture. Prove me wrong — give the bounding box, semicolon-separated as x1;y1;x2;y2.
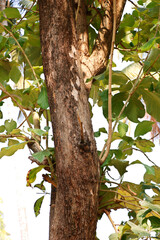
81;0;126;89
123;147;158;167
100;0;116;164
104;209;118;233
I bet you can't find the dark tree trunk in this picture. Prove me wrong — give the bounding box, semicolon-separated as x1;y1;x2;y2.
39;1;99;239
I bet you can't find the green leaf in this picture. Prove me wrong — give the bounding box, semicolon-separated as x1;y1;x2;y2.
127;221;150;237
118;140;133;159
102;70;129;85
0;142;27;159
9;65;21;83
0;125;5;133
143;216;160;228
37;86;49;109
143;48;160;72
118;122;128;137
141;201;160;213
0;66;9;83
130;160;142;165
101;152;112;167
34;183;46;191
4;8;21;19
94;131;100;137
125;96;145;123
0;110;2;119
34;196;44;217
109;233;119;240
28;128;46;136
4;119;17;134
32;149;51;163
134;121;154;137
138;88;160;122
120;13;135;28
144;166;160;184
139;38;156;52
110;158;129;176
88;26;97;54
27;165;46;185
99;128;107;133
90;84;100;105
94;127;107;138
143;164;155;175
100;91;127;120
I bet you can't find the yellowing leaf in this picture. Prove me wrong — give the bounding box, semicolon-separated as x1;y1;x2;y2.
0;142;27;158
27;165;46;185
134;139;154;152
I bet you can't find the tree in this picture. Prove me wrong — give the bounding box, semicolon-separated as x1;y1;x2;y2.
0;0;160;239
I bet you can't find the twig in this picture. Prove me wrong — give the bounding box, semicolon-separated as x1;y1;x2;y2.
75;0;81;23
47;156;54;179
150;132;160;141
45;110;49;149
43;174;57;188
123;147;158;167
0;23;37;82
104;209;118;233
28;156;50;171
0;83;32;128
0;134;29;140
17;111;32;129
128;0;138;8
100;0;117;165
7;0;10;7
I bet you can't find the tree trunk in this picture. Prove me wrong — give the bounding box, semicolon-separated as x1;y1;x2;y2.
0;0;5;11
39;1;99;239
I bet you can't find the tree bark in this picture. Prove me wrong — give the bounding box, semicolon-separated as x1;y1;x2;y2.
0;0;7;26
0;0;6;11
39;1;99;239
39;0;126;239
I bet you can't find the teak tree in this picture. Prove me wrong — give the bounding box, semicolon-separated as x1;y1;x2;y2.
0;0;160;239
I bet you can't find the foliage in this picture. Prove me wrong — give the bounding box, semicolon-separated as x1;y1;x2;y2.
0;0;160;239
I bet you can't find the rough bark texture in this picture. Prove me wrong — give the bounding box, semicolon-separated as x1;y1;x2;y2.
39;0;126;239
39;1;99;239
